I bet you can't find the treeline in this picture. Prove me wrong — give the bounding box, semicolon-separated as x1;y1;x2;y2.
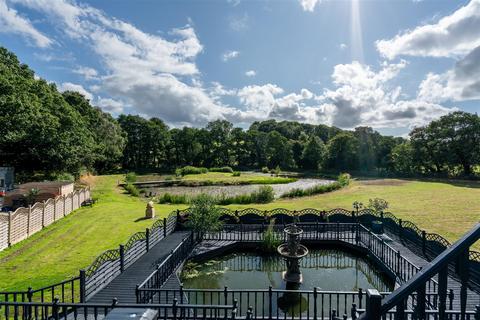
1;47;480;179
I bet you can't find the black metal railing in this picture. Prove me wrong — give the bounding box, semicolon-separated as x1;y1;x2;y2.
136;232;197;303
360;223;480;320
0;299;238;320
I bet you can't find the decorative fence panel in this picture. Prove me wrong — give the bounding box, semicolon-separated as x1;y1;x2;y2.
0;214;8;251
0;188;91;251
43;199;55;227
28;203;44;234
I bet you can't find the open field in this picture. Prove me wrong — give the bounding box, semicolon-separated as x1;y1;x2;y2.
136;172;295;185
0;175;186;291
0;174;478;292
227;179;480;250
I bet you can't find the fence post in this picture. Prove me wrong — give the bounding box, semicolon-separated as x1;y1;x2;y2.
365;289;382;320
421;230;427;256
474;305;479;320
398;219;403;239
351;303;357;320
52;297;60;320
172;298;178;320
396;251;401;277
119;244;125;273
8;211;12;246
79;269;86;303
42;201;46;228
313;287;318;320
145;228;150;252
163;217;167;237
268;286;273;320
27;205;31;236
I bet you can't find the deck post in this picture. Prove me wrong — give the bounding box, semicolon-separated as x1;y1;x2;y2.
313;287;318;320
438;266;448;320
422;230;427;255
458;249;470;320
79;269;86;303
119;244;125;273
163;218;167;237
365;289;382;320
146;228;150;252
415;282;426;320
268;286;273;320
398;219;403;239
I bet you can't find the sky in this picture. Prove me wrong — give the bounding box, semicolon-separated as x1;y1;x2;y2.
1;0;480;136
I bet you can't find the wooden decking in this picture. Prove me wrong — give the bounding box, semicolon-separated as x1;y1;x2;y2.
87;231;190;304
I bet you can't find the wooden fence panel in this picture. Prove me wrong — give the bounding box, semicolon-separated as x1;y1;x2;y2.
54;196;64;220
9;208;29;245
72;191;79;211
0;213;9;250
64;194;73;215
43;199;55;227
29;203;44;234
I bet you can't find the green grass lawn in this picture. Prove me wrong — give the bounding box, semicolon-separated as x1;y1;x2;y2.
227;179;480;250
137;171;295;184
0;175;478;292
0;175;186;291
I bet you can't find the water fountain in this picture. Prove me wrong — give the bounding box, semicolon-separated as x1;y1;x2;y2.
277;223;309;313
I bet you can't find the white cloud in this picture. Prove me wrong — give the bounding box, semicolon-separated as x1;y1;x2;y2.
222;50;239;62
377;0;480;59
58;82;93;100
229;13;249;31
339;43;347;50
96;97;125;113
73;66;98;80
299;0;321;12
316;61;454;128
245;70;256;77
0;0;52;47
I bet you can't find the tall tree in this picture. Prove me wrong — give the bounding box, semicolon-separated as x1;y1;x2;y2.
325;133;359;170
301;136;326;170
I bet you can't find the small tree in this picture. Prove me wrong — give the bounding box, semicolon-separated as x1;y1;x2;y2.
187;194;223;237
24;188;39;205
368;198;389;214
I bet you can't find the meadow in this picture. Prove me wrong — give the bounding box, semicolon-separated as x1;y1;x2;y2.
0;174;478;292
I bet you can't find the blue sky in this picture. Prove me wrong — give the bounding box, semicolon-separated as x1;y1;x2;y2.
1;0;479;136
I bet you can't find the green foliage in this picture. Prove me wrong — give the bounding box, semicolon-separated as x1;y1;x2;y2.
301;136;326;170
176;166;209;176
24;188;39;205
262;219;281;253
125;172;137;183
187;194;223;234
337;173;351;186
325;133;359;170
51;172;75;182
368;198;389;213
261;166;269;173
281;173;350;198
254;185;275;203
210;166;234;173
157;193;190;204
232;171;241;177
124;183;139;197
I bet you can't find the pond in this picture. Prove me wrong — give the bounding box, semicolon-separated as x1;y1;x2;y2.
144;178;333;198
180;249;394;317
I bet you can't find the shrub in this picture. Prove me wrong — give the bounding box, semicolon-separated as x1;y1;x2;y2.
368;198;389;213
164;176;174;181
209;166;234;173
125;172;137;183
232;171;241;177
262;219;281;253
176;166;209;176
261;166;269;173
124;183;139;197
337;173;351;186
52;172;75;182
253;185;275;203
158;193;190;204
187;194;223;235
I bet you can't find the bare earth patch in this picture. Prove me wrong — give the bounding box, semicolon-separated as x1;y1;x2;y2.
358;179;410;186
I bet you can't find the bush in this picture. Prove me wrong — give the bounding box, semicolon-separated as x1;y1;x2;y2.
338;173;351;186
176;166;209;176
164;176;174;181
210;166;234;173
187;194;223;235
232;171;241;177
125;172;137;183
52;172;75;182
368;198;389;213
253;185;275;203
261;166;269;173
158;193;190;204
262;219;281;253
124;183;139;197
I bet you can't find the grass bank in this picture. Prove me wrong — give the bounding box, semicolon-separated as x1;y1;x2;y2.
136;172;296;185
0;175;186;291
